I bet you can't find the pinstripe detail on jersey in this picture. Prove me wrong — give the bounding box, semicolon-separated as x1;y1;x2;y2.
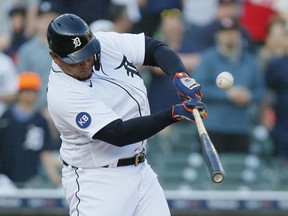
51;66;63;73
99;64;108;76
98;78;143;117
74;168;81;216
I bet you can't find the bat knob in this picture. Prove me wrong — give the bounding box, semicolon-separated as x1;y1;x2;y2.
213;173;224;183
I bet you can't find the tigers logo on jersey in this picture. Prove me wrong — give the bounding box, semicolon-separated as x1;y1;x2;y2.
76;112;91;128
115;55;141;78
72;37;81;49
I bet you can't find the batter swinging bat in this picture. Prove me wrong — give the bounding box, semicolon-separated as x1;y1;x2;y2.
193;109;225;183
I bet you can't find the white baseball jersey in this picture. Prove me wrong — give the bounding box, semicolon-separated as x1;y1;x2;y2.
47;32;150;168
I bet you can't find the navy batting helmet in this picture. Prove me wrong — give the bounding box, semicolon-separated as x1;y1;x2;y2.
47;13;100;64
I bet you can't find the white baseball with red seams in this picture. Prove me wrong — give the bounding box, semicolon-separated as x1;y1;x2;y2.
216;71;234;90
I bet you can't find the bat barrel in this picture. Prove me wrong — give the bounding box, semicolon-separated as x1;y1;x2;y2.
213;172;225;183
193;108;225;183
200;134;225;183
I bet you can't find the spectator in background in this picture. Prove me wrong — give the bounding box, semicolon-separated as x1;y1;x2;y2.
24;0;40;38
272;0;288;24
40;0;111;25
258;16;287;71
0;52;18;117
89;3;135;34
112;0;142;24
107;3;134;33
259;0;288;135
257;16;286;132
0;0;39;51
17;2;60;146
182;0;217;27
147;8;200;114
0;72;61;188
265;29;288;164
183;0;254;53
133;0;182;37
193;18;265;153
17;2;58;111
5;6;28;62
0;1;13;51
239;0;276;47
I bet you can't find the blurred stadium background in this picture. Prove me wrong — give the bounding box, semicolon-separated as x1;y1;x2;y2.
1;0;288;215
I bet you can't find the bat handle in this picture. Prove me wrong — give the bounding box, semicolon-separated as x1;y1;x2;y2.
192;109;207;135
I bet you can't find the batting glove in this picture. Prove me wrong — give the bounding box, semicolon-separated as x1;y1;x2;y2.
172;100;208;121
173;72;202;101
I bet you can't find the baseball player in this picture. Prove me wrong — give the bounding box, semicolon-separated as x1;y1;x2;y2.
46;13;207;216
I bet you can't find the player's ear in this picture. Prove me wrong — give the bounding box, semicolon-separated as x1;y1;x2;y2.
49;51;60;63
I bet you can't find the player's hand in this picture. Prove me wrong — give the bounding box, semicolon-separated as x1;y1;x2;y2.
173;72;202;101
172;100;207;121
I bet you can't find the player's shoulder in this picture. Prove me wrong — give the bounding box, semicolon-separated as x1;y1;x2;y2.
94;31;118;37
94;31;119;41
94;31;145;43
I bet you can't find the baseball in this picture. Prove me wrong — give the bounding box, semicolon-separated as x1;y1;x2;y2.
216;71;234;90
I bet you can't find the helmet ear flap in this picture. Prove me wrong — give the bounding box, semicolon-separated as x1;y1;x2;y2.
94;52;101;71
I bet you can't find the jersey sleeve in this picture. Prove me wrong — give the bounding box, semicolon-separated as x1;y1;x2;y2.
50;90;120;140
96;32;145;65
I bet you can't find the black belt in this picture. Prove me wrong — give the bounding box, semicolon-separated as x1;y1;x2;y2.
116;152;146;166
62;160;78;169
62;152;146;168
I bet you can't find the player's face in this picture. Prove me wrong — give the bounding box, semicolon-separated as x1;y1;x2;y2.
51;52;95;81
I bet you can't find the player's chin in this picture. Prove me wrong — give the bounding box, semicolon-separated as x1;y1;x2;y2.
77;71;93;81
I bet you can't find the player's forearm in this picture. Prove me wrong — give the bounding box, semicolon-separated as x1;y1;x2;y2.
93;109;177;146
143;36;187;76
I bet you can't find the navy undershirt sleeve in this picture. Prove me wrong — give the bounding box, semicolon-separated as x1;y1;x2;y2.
93;109;177;146
93;37;186;146
143;36;187;76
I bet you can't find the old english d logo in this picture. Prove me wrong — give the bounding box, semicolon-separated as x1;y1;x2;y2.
72;37;81;49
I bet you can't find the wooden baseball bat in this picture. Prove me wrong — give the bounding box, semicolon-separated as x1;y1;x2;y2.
193;109;225;183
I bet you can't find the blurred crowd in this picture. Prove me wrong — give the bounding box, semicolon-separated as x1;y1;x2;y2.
0;0;288;189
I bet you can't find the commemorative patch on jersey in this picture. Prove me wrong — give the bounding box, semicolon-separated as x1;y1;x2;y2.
76;112;91;128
